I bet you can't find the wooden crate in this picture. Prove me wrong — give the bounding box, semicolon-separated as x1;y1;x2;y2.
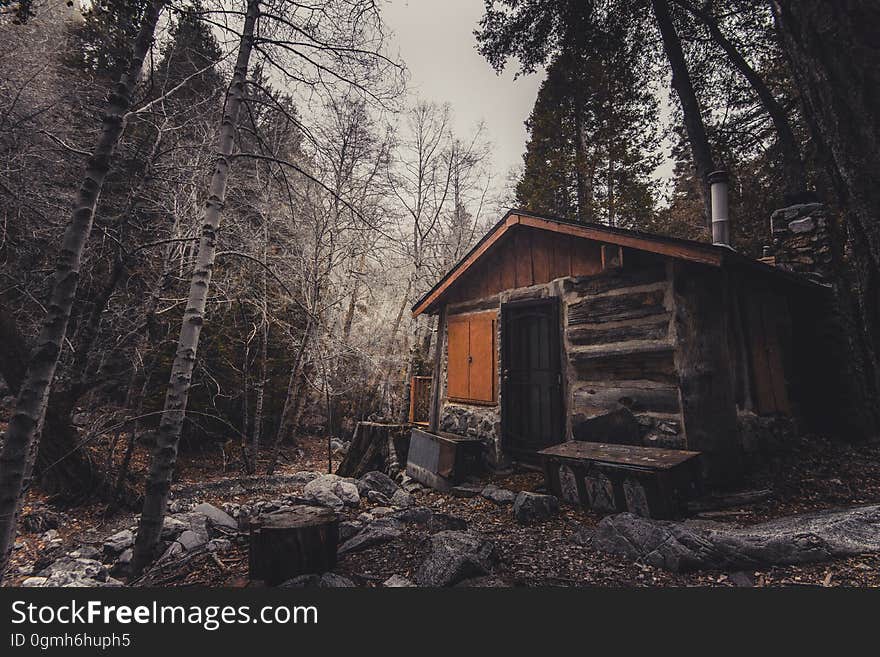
538;441;702;518
406;427;484;491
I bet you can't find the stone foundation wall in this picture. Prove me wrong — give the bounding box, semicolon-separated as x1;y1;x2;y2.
770;202;833;281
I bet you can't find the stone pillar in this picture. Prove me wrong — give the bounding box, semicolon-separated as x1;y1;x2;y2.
770;203;833;281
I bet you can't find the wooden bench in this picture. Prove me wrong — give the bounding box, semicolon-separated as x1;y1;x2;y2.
538;441;702;518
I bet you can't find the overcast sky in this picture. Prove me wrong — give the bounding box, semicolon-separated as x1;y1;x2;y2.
382;0;675;199
382;0;543;180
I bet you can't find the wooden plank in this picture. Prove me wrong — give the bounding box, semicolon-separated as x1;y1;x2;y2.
564;265;667;296
539;441;700;470
428;305;447;431
532;229;553;284
516;214;723;267
742;293;777;414
567;316;670;346
571;382;681;416
514;226;533;288
759;293;792;414
499;240;517;290
570;344;678;384
446;316;470;400
551;232;572;280
468;313;496;403
570;237;603;277
568;288;667;326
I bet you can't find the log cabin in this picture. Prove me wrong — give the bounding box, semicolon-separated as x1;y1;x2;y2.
411;207;849;485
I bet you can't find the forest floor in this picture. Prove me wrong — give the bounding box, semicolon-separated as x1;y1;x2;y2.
8;433;880;587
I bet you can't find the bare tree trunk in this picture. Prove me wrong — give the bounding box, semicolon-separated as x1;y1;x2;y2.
247;234;269;474
267;315;315;474
677;0;807;199
650;0;716;225
0;0;164;580
131;0;260;576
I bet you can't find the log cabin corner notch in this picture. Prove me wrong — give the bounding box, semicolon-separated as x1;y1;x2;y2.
412;209;845;483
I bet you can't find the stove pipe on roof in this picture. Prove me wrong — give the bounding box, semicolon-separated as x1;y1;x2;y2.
708;170;730;247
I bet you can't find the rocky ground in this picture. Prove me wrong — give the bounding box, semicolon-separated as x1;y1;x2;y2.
7;433;880;588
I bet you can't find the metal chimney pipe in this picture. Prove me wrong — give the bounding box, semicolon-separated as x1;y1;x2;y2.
708;170;730;246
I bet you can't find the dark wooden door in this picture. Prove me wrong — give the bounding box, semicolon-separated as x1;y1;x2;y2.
501;298;563;458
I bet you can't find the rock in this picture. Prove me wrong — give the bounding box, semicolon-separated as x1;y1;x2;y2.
358;471;399;498
371;506;393;517
513;492;559;524
391;489;413;508
22;577;48;587
161;516;189;540
392;506;434;526
103;529;134;556
383;574;415;587
481;484;516;505
572;407;641;445
167;499;191;514
357;512;375;524
21;508;64;534
69;546;101;560
729;571;754;587
338;519;401;555
279;572;355;588
366;490;390;505
192;503;238;531
594;505;880;572
110;549;132;578
338;520;362;543
450;483;483;498
571;525;595;547
207;538;233;552
415;531;496;587
41;529;59;542
37;557;107;583
303;474;361;510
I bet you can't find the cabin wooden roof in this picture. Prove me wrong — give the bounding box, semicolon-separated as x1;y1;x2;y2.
411;209;823;317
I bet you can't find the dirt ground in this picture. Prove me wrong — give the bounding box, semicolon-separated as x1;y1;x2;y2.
8;433;880;587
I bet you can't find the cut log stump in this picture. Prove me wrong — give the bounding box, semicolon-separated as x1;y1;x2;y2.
249;507;338;585
335;421;409;478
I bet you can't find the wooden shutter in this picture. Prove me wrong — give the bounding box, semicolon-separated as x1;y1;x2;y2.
447;317;470;400
446;312;497;404
468;313;496;402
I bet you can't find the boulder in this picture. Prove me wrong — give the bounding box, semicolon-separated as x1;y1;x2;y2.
103;530;134;557
391;489;413;508
428;512;468;532
338;519;401;555
383;574;415;587
37;557;108;585
392;506;434;526
358;471;399;498
303;474;361;510
366;490;390;505
455;575;509;587
513;492;559;525
280;572;355;588
68;546;101;560
595;504;880;572
415;531;496;587
338;520;363;543
481;484;516;505
161;516;189;540
192;503;238;531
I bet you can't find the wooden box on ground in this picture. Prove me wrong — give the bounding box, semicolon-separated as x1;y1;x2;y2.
249;507;338;585
406;427;484;491
538;441;702;518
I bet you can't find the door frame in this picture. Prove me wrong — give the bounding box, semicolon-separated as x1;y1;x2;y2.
500;296;565;461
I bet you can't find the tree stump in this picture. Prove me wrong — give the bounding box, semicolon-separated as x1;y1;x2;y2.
335;421;409;478
249;507;339;585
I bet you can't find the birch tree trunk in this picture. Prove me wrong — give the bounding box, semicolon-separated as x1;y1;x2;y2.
651;0;716;225
0;0;164;580
131;0;260;576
